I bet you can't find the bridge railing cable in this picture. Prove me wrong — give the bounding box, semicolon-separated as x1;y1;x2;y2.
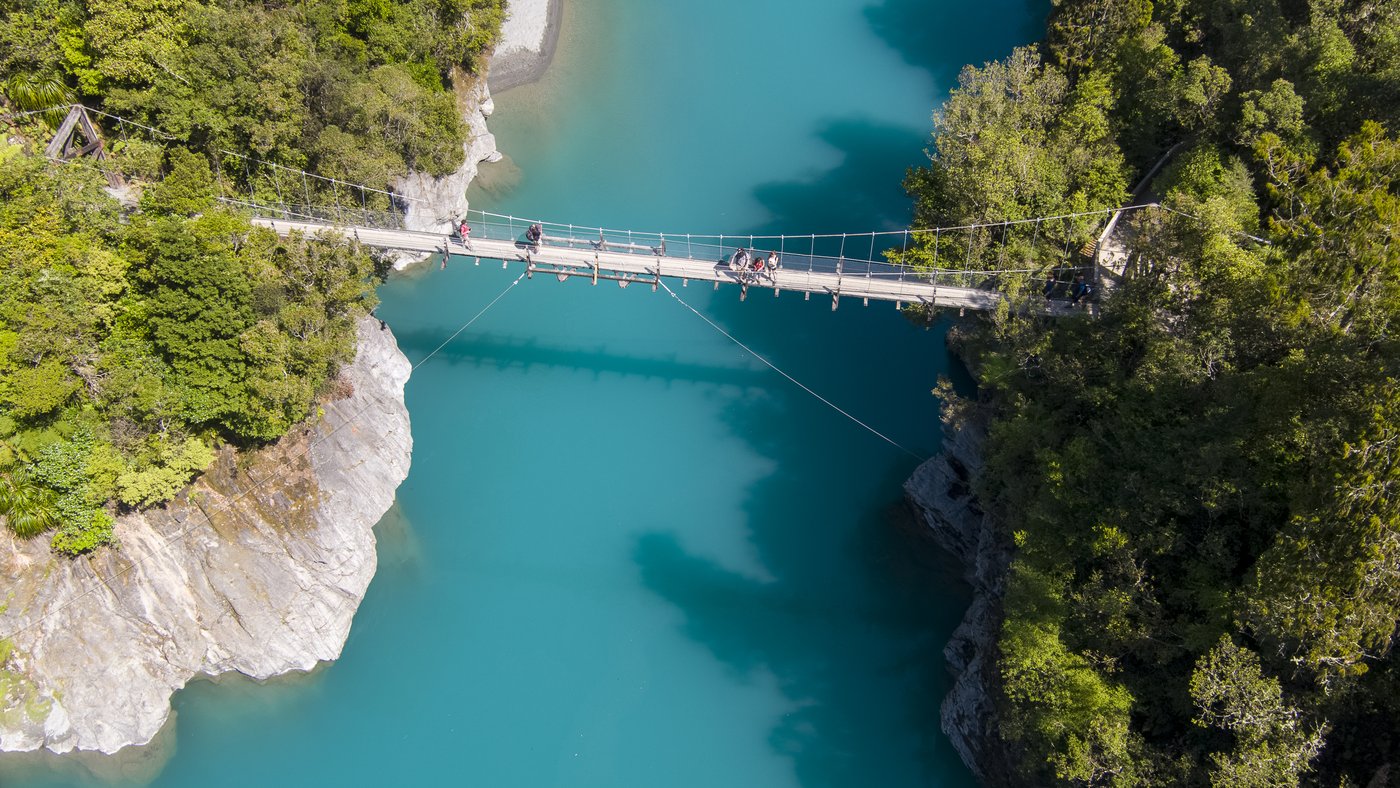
449;207;1117;290
225;196;1117;293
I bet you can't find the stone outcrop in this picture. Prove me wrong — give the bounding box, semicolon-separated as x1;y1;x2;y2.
0;316;412;755
904;402;1016;787
392;71;503;264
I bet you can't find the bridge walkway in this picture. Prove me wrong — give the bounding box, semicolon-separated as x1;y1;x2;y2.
254;217;1015;312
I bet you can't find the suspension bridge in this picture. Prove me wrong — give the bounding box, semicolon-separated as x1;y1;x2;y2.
22;103;1154;313
237;201;1089;313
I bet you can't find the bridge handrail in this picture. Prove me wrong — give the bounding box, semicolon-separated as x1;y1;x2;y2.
464;204;1162;242
227;199;1098;291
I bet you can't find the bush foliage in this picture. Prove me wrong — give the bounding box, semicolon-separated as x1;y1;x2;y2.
908;0;1400;784
0;0;501;553
0;145;376;553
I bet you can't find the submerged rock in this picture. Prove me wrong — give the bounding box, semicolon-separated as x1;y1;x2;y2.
0;316;412;755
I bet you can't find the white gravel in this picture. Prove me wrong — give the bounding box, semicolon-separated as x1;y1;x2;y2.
497;0;550;55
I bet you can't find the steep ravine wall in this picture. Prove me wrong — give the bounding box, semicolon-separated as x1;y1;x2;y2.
0;316;412;755
904;405;1017;787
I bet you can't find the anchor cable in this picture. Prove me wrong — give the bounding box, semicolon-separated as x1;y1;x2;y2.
658;280;927;461
411;271;526;370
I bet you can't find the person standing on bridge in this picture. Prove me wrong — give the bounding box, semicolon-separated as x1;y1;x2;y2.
459;219;472;250
1043;273;1057;300
526;222;542;250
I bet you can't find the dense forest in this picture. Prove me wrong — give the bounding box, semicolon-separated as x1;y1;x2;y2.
906;0;1400;784
0;0;503;554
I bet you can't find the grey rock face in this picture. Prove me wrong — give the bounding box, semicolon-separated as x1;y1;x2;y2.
392;74;502;270
904;409;1016;787
0;316;412;755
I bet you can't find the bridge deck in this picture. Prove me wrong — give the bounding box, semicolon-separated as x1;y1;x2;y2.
254;218;1006;311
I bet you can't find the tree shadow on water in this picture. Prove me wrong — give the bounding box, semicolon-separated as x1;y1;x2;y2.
751;117;928;236
865;0;1048;85
633;384;977;786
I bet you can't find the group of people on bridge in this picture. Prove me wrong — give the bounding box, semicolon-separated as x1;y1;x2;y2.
1043;272;1094;307
729;247;781;283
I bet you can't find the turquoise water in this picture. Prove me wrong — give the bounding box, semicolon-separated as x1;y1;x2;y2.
4;1;1040;785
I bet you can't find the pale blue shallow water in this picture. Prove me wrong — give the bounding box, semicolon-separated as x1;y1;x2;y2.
5;1;1041;785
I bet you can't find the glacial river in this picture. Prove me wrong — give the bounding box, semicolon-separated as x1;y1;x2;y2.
10;0;1040;784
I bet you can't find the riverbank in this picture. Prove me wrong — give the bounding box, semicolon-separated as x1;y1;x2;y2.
904;370;1015;787
0;316;412;756
488;0;562;93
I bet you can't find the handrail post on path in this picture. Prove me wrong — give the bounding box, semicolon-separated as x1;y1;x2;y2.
835;234;845;312
865;233;873;284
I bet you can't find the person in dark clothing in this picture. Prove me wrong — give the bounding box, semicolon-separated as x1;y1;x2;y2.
1042;274;1057;300
1070;274;1092;306
526;222;542;247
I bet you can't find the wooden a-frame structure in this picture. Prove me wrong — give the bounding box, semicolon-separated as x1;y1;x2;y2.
44;105;121;186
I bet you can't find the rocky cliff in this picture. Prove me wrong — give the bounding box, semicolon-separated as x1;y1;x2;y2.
394;72;503;248
0;315;412;755
904;401;1016;787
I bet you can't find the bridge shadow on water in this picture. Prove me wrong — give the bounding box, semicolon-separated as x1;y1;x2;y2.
628;111;981;784
390;328;775;389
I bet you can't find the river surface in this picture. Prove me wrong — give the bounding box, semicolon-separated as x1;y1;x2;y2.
8;0;1039;785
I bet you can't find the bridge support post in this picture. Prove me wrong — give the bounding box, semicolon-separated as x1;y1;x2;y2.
713;281;719;291
832;293;839;311
740;284;748;302
804;292;810;301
